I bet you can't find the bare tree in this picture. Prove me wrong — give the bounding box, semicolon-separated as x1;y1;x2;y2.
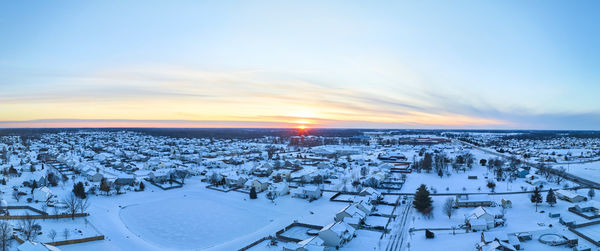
63;193;79;219
78;198;90;214
63;228;70;240
554;167;566;184
47;229;57;242
40;204;48;215
178;171;189;184
52;205;60;217
20;213;39;241
0;221;11;251
12;191;21;202
443;198;454;219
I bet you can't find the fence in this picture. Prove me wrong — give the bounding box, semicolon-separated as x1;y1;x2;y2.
568;220;600;247
5;205;48;215
144;178;183;190
329;192;358;203
0;213;88;220
238;236;273;251
568;207;600;220
45;235;105;246
275;222;324;243
14;234;104;246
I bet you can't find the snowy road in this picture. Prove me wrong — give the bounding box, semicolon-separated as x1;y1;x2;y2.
384;198;413;251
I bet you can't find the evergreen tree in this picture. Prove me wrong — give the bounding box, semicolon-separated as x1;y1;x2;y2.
413;184;433;213
72;182;86;199
546;188;557;207
249;187;257;199
422;153;433;173
530;187;542;212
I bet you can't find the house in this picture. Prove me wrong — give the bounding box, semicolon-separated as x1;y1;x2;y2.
252;163;273;177
362;172;385;188
525;174;546;186
572;200;600;216
268;183;289;196
224;174;247;188
466;207;495;231
318;222;356;248
350;199;373;215
455;194;493;208
114;175;135;186
33;186;53;202
470;218;490;232
556;190;587;203
292;186;322;200
517;168;529;178
148;169;171;183
335;203;367;222
244;179;269;192
480;232;520;250
17;241;60;251
86;172;104;183
359;187;382;202
477;240;516;251
317;162;334;170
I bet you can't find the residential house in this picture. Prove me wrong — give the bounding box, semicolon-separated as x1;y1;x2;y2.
455;194;493;208
517;168;529;178
465;206;496;231
335;203;367;222
33;186;53;203
556;190;587;203
268;183;289;196
292;186;322;200
224;174;247;188
244;179;269;192
318;222;356;248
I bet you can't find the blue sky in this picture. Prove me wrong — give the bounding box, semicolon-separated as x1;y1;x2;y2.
1;1;599;129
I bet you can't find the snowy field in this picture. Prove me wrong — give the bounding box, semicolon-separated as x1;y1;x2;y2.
565;162;600;184
119;193;279;249
60;178;343;251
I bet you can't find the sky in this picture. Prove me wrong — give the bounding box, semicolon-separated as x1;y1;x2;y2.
1;1;599;129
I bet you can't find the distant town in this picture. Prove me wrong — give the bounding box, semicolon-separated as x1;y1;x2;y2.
0;129;599;251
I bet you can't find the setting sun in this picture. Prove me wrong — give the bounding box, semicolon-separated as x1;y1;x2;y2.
297;124;308;129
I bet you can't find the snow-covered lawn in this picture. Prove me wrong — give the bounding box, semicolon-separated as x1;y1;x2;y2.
30;217;101;243
564;162;600;184
119;192;279;249
60;178;343;251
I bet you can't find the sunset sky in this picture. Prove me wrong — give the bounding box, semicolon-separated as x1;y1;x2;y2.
1;1;599;129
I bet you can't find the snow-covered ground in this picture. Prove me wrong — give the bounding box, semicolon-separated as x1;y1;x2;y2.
565;162;600;184
61;178;343;251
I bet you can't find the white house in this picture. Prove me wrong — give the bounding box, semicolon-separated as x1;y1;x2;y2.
292;186;322;200
33;186;53;203
318;221;356;248
268;183;289;196
244;179;269;192
556;190;587;203
465;206;495;231
335;203;367;222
